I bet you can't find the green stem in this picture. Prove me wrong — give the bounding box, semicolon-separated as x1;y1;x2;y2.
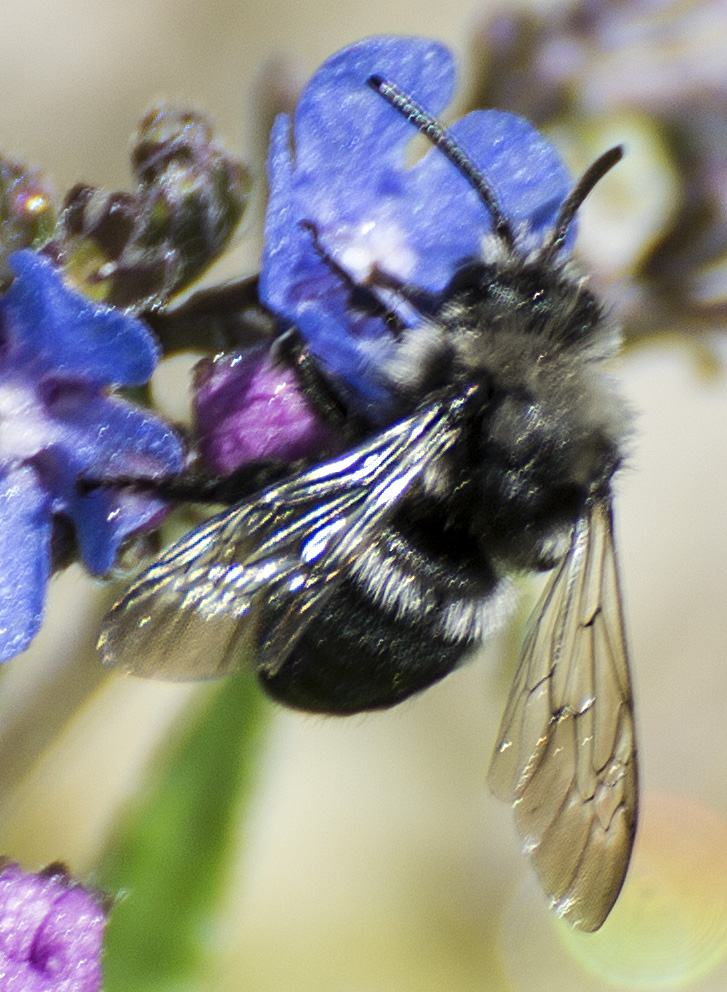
97;674;270;992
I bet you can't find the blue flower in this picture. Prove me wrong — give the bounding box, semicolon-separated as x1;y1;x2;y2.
260;36;575;424
0;250;183;662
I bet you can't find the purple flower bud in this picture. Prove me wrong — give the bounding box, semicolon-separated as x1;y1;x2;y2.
0;861;107;992
194;344;338;476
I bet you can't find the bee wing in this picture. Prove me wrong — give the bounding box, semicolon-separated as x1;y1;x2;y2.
98;399;459;681
487;499;637;931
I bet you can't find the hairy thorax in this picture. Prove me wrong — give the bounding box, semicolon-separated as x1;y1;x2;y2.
384;256;628;575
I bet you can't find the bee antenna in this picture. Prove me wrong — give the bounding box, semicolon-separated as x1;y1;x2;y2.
541;145;624;262
367;74;516;252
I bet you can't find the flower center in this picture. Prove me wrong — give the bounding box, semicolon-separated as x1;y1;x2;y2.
0;382;55;463
336;218;417;283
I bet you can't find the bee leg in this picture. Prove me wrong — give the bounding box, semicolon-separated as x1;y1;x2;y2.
272;327;350;428
367;264;441;316
299;219;408;339
76;458;296;505
300;220;440;322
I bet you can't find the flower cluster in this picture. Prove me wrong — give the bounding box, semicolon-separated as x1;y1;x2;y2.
0;99;258;664
47;106;251;313
0;36;580;660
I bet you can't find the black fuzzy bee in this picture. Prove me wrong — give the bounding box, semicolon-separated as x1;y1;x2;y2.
99;76;636;931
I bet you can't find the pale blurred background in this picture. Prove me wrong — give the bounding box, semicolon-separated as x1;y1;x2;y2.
1;1;727;990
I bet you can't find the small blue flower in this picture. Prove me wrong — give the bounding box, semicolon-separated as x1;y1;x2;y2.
0;250;183;661
260;36;575;423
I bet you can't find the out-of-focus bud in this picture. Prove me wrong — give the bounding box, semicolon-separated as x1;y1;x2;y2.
0;859;108;992
47;106;251;312
0;157;55;289
464;0;727;345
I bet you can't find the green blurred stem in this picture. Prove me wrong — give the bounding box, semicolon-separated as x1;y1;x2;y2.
97;674;270;992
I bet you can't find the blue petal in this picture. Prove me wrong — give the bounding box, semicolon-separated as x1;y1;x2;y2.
291;36;455;183
0;467;51;661
261;37;455;321
262;38;454;311
0;250;183;654
262;160;400;418
385;110;574;291
40;394;184;574
4;251;159;388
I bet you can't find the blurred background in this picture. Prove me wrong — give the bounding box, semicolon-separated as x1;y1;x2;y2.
1;1;727;990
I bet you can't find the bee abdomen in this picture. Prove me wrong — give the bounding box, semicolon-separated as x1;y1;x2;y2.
259;515;511;715
257;578;469;714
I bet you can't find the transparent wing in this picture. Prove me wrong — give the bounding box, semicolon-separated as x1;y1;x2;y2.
487;499;637;932
98;398;460;681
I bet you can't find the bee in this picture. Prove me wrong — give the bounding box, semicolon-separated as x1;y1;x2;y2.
98;74;637;932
